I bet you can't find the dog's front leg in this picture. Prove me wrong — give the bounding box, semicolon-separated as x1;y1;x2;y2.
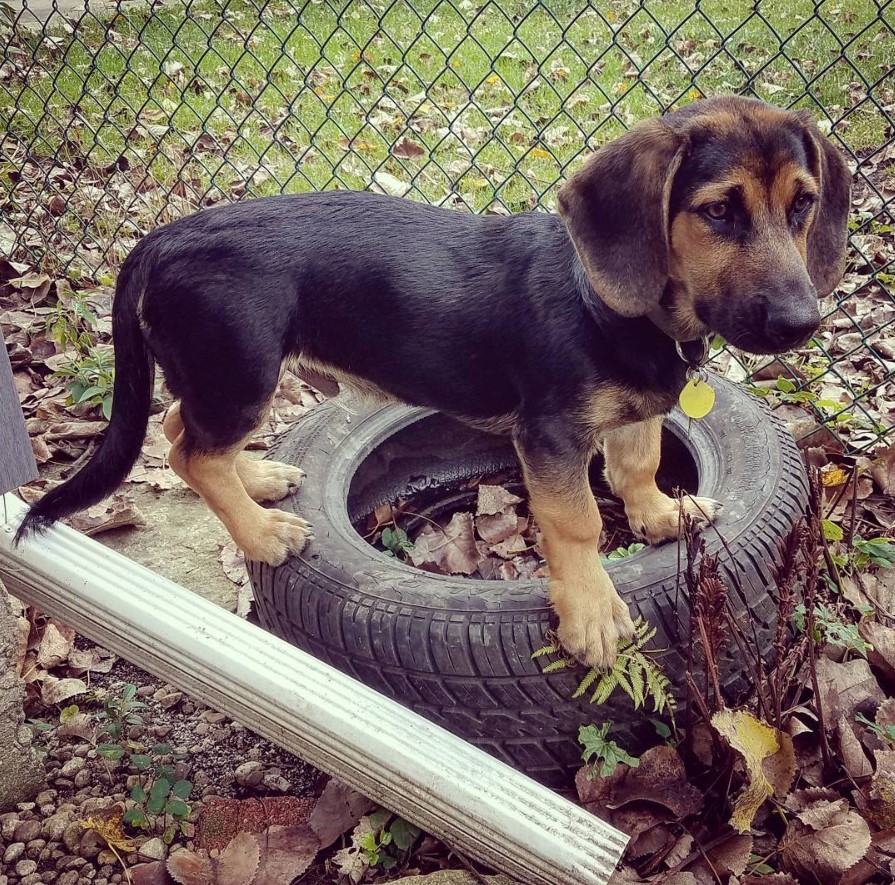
515;421;635;670
603;416;721;543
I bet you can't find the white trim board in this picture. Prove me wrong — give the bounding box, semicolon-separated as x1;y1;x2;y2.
0;493;627;884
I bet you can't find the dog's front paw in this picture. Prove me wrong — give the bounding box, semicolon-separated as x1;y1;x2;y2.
628;493;722;545
243;510;312;565
553;581;635;670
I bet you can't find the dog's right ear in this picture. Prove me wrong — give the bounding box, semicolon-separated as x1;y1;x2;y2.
557;120;686;318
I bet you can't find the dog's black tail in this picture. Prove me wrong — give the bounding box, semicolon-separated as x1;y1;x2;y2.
15;251;155;544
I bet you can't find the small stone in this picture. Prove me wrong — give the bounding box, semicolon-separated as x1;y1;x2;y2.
20;873;42;885
63;820;84;853
181;702;195;715
44;811;75;842
62;854;87;869
150;725;171;739
36;788;58;806
43;873;59;883
97;852;117;868
73;745;90;758
60;758;86;778
193;723;209;736
26;837;46;852
0;811;18;838
15;859;38;876
3;843;25;864
135;685;154;698
137;838;167;861
235;761;264;788
17;801;37;812
152;687;182;709
58;872;79;885
261;773;291;792
14;819;42;842
54;778;75;789
73;769;92;790
79;828;104;859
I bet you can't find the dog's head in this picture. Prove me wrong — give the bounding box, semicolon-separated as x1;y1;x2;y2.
557;96;851;354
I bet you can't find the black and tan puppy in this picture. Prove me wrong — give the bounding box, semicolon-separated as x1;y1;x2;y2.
16;96;850;669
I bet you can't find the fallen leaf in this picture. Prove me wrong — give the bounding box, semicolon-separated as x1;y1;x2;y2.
860;620;895;686
80;804;135;853
372;170;409;197
36;619;75;669
837;714;874;779
475;509;519;545
68;495;145;536
308;778;374;849
391;136;425;159
216;832;258;885
762;731;797;796
253;825;318;884
408;512;479;575
477;484;523;516
781;797;871;883
712;708;779;832
814;657;884;723
871;443;895;494
41;676;88;705
166;849;214;885
866;750;895;829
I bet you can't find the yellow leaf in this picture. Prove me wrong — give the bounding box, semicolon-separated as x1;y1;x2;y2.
79;808;135;853
822;465;848;487
712;709;779;833
530;147;551;159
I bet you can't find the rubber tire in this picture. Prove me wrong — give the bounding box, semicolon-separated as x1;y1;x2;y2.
248;377;808;790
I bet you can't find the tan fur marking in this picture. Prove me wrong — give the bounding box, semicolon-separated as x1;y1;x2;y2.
603;417;721;543
516;446;635;670
294;354;396;405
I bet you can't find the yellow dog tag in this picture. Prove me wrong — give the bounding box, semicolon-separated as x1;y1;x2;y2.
679;377;715;420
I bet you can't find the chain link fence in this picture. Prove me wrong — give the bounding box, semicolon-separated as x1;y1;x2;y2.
1;0;893;450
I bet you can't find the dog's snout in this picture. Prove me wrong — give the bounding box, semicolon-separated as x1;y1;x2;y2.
764;291;821;351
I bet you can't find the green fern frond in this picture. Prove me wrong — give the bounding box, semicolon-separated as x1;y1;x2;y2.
531;643;561;659
542;658;571;674
572;667;601;699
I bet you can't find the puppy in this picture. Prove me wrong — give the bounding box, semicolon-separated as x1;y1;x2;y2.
17;95;850;668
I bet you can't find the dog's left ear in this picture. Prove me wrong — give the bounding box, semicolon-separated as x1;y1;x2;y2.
557;120;686;317
796;112;852;297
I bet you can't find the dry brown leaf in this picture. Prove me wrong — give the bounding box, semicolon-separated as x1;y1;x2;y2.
695;833;753;879
762;730;796;797
781;797;871;883
491;533;529;559
67;646;116;675
606;745;703;820
860;620;895;685
836;714;874;779
220;540;248;586
408;512;479;575
712;709;779;832
877;698;895;730
36;619;75;669
871;443;895;494
216;832;258;885
476;484;523;516
41;676;88;705
68;495;145;536
475;509;519;545
57;711;94;741
253;825;319;884
814;657;884;723
391;136;426;159
166;849;214;885
308;778;373;850
866;750;895;829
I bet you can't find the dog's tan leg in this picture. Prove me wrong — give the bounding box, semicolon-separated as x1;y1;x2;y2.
603;416;721;543
165;402;303;503
516;438;635;670
168;436;310;566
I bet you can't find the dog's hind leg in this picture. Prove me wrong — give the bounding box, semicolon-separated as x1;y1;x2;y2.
164;401;304;504
166;401;310;566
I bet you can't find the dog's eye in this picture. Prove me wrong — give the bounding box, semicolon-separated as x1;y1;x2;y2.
792;193;815;214
704;202;730;222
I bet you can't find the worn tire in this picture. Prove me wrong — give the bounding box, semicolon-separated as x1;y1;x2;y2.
248;377;808;790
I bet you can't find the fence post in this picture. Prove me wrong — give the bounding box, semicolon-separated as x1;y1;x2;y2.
0;340;45;809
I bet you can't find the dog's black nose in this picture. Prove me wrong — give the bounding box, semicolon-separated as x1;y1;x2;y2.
766;306;821;351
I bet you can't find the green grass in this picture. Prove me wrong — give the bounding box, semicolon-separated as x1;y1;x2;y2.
0;0;892;277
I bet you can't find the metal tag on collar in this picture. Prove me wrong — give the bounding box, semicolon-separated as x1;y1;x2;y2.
677;336;714;420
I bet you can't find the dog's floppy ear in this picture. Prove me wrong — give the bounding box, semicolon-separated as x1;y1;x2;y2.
796;112;852;298
557;120;686;317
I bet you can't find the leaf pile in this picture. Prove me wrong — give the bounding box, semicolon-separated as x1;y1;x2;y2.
369;480;639;581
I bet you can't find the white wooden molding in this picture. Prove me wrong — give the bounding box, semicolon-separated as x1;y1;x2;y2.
0;493;627;884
